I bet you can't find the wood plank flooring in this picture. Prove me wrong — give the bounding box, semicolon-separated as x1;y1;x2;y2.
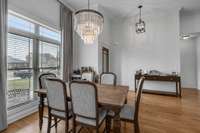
2;88;200;133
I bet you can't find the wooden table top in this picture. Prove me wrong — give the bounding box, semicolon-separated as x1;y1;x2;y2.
135;74;181;81
35;84;129;108
96;84;129;107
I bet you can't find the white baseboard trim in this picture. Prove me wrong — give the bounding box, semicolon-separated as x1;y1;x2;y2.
7;100;39;124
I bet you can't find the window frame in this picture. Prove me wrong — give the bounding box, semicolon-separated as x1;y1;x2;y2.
39;41;61;70
7;33;33;70
7;11;62;109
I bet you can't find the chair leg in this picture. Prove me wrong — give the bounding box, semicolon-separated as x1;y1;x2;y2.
96;129;99;133
65;119;69;133
73;118;76;133
134;122;140;133
54;117;57;132
47;114;52;133
106;116;111;133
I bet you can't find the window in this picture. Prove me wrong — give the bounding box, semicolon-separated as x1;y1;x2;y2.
7;34;34;107
39;41;61;76
39;26;61;42
7;34;33;69
8;14;35;33
7;12;61;108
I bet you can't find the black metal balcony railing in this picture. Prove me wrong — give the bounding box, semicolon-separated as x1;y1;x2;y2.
7;89;33;108
8;89;30;98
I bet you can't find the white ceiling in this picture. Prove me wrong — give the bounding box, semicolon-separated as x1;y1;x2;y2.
64;0;200;18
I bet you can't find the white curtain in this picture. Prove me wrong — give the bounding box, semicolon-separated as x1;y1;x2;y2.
0;0;8;131
60;3;73;82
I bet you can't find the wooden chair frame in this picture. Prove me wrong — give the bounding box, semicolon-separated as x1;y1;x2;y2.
120;77;145;133
46;78;72;133
70;81;108;133
38;73;56;130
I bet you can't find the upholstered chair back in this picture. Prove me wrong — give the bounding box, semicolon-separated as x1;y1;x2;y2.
81;72;94;82
44;78;67;111
70;81;97;119
100;72;117;86
39;73;56;89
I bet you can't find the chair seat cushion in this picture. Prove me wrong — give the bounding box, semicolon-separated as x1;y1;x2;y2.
120;104;135;121
51;102;72;118
51;109;72;118
76;109;107;126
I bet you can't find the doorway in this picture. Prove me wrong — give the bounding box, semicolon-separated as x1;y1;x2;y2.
102;47;109;72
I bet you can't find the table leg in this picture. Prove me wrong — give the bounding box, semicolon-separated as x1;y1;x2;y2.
39;94;45;130
176;82;179;97
135;79;137;92
113;109;121;133
106;116;111;133
179;80;182;97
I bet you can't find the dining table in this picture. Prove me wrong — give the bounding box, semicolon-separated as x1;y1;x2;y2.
35;83;129;133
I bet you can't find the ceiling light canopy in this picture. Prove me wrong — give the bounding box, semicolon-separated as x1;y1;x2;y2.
74;0;104;44
182;35;191;40
136;5;145;34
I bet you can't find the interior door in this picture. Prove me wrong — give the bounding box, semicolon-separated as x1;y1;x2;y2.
102;47;109;72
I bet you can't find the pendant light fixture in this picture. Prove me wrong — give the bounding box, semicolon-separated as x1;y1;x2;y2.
136;5;145;34
74;0;104;44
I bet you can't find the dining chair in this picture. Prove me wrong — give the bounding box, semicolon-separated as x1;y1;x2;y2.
39;73;56;89
81;72;94;82
70;81;108;133
44;78;73;133
120;76;145;133
38;73;57;130
100;72;117;86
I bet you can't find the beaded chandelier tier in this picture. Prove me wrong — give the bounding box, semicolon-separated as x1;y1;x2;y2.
136;5;145;34
74;0;104;44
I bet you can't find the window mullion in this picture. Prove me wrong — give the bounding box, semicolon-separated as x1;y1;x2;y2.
32;25;40;90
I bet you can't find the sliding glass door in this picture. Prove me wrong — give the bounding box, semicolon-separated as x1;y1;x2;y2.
7;12;61;108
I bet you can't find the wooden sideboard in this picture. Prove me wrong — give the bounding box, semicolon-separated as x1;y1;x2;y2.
135;74;181;97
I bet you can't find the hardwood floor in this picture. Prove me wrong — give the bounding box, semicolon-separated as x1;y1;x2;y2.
3;88;200;133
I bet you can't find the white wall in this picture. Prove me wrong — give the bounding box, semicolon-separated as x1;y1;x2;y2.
111;11;181;91
180;39;197;88
75;38;99;72
110;19;125;84
98;6;113;74
180;10;200;35
196;37;200;89
8;0;60;30
180;10;200;90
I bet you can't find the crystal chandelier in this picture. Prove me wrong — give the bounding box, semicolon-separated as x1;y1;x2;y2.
136;5;145;34
74;0;104;44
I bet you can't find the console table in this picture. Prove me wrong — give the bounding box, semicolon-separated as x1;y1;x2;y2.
135;74;182;97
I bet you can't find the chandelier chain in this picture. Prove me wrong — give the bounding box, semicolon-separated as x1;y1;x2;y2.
88;0;90;9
